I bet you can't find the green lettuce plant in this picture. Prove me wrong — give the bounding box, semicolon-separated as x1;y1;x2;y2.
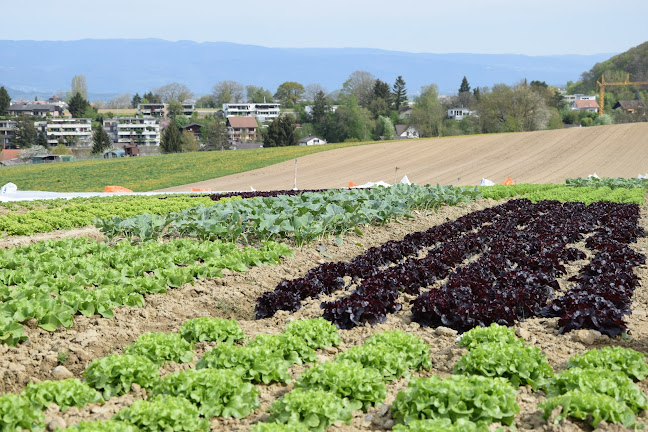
391;375;519;427
59;420;140;432
179;317;245;343
113;395;209;432
83;354;160;399
267;389;354;432
294;360;386;411
540;390;638;428
152;368;259;418
567;347;648;381
0;393;45;431
453;342;553;390
392;418;489;432
23;378;103;411
457;323;524;350
283;318;341;349
124;332;193;364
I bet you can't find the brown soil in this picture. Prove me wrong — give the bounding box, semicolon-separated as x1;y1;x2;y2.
155;123;648;192
0;226;103;249
2;199;648;431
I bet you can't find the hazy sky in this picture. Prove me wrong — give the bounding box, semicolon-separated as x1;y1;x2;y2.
3;0;646;55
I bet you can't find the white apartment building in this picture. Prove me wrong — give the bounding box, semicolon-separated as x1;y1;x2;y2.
136;102;195;117
222;103;280;122
447;108;476;121
0;120;16;148
563;94;597;103
104;118;160;146
43;118;92;146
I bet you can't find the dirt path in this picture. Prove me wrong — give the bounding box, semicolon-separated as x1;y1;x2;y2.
155;123;648;192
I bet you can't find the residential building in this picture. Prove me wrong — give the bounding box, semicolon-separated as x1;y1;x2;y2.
0;119;16;148
104;118;160;146
137;103;166;117
136;103;195;117
226;116;258;143
9;103;63;117
395;125;420;139
570;100;599;112
298;135;327;146
223;103;280;121
564;94;597;103
613;100;647;114
181;123;203;140
42;118;92;146
447;108;476;121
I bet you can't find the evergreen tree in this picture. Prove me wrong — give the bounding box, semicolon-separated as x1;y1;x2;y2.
263;116;297;147
68;92;90;117
160;123;182;153
36;131;49;148
201;119;230;150
310;91;329;128
91;126;112;154
392;76;407;110
0;86;11;116
459;76;471;93
131;93;142;108
14;115;37;148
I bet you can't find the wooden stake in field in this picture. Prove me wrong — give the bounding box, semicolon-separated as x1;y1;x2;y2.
294;158;298;190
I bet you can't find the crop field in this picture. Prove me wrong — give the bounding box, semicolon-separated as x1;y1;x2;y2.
1;180;648;431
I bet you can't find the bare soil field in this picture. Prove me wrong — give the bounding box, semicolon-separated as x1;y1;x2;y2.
2;199;648;431
157;123;648;192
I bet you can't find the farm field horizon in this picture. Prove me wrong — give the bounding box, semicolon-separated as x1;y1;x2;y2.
1;123;647;194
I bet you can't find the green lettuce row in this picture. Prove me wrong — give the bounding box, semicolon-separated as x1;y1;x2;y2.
0;195;216;236
0;238;291;344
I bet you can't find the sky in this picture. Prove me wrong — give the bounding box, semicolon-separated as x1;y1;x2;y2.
2;0;647;55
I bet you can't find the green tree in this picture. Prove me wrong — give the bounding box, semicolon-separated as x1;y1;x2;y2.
477;83;551;133
155;82;192;103
91;126;112;154
459;76;471;93
160;123;182;153
201;118;230;150
325;96;375;143
410;84;445;137
246;85;274;103
70;75;88;100
310;90;330;136
375;115;396;140
36;130;49;148
131;93;142;108
342;71;375;107
263;115;298;147
68;92;90;117
0;86;11;115
458;76;473;108
142;92;162;104
167;100;184;118
274;82;305;108
14;115;37;148
212;81;244;106
195;95;215;108
392;76;407;110
180;130;200;152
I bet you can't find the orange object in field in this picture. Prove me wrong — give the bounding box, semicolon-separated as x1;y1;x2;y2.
191;188;211;192
104;186;133;193
348;181;357;187
503;177;515;185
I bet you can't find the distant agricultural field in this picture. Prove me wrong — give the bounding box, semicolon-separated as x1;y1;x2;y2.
0;142;374;192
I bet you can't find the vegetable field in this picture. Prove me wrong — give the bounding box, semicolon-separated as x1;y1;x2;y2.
1;182;648;431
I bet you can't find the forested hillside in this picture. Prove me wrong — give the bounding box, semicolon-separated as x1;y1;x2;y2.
569;41;648;107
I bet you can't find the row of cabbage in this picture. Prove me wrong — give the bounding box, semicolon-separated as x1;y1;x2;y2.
0;237;291;345
95;184;480;245
3;317;646;431
256;199;644;337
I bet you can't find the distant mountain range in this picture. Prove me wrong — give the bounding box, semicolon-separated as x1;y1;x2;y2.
0;39;614;102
